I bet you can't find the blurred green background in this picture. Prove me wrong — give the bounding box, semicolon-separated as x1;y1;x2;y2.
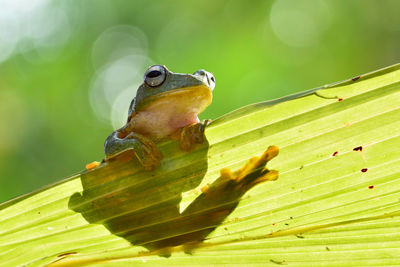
0;0;399;202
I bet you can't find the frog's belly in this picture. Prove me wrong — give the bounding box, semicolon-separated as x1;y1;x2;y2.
132;110;199;140
130;87;210;140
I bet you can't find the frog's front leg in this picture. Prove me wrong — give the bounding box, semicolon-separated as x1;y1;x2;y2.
104;130;162;171
179;119;211;151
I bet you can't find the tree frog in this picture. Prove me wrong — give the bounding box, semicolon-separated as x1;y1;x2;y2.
71;66;279;255
104;65;215;170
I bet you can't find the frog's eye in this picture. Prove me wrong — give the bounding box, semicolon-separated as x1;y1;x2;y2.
144;65;167;87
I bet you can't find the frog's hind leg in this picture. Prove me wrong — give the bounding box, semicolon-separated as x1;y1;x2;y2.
227;145;279;191
202;145;279;201
104;131;162;171
161;146;279;254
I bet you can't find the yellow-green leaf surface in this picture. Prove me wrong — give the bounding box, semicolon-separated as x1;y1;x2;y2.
1;64;400;266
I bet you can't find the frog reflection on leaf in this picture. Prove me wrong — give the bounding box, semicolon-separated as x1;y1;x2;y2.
69;66;279;256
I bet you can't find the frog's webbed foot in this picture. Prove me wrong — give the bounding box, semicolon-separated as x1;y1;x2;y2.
207;146;279;197
179;119;211;151
127;132;162;171
104;131;162;171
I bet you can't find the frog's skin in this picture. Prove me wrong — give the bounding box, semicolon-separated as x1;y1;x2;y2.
104;65;215;170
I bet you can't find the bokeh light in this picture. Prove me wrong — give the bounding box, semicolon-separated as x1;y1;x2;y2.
270;0;331;47
89;25;152;128
0;0;71;63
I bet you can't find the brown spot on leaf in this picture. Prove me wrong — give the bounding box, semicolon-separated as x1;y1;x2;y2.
57;252;78;257
352;76;361;81
368;185;374;189
338;98;343;101
353;146;363;151
270;259;288;265
325;246;330;251
332;151;338;157
361;168;368;173
37;212;40;214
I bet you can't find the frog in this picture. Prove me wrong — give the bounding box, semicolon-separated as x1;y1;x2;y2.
104;65;215;170
70;65;280;257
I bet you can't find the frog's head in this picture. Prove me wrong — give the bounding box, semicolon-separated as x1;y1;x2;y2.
134;65;215;112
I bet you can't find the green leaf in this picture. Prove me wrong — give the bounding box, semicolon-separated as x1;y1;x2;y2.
1;63;400;266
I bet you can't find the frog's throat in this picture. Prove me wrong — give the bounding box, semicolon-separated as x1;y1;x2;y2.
135;84;213;113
